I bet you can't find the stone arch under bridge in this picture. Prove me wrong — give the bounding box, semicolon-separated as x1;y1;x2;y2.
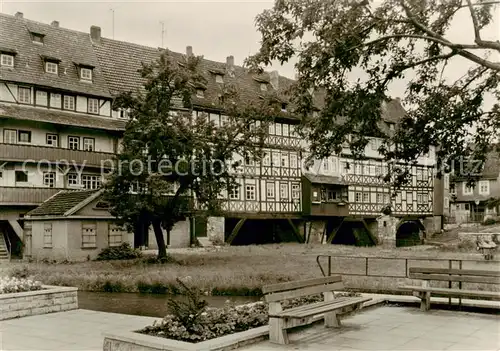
395;218;426;247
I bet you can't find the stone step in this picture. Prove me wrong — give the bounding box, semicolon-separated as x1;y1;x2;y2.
197;237;214;247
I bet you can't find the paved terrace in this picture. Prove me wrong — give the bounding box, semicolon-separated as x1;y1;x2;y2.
0;305;498;350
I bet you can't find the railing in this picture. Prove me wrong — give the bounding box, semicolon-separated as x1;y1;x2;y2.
316;254;498;280
0;143;115;168
0;187;64;205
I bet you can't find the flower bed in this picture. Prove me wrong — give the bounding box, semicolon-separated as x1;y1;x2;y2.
0;276;43;294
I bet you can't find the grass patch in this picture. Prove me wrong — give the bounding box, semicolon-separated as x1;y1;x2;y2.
3;244;497;295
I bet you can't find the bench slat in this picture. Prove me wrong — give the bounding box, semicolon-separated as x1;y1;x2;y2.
270;297;351;317
263;275;342;294
409;267;500;277
409;273;500;284
276;297;371;318
400;286;500;300
265;282;344;303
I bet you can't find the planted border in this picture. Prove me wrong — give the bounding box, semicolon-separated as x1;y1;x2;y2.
0;285;78;320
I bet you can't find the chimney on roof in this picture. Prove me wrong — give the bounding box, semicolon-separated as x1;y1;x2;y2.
15;12;23;18
226;55;234;68
186;46;193;56
270;70;279;90
90;25;101;43
51;21;59;28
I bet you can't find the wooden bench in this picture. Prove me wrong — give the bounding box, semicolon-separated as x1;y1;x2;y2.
400;267;500;311
262;275;371;344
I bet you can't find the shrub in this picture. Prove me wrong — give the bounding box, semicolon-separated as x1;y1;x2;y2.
96;243;142;261
0;276;43;294
482;218;497;226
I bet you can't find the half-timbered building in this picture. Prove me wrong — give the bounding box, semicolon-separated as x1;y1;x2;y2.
0;13;445;259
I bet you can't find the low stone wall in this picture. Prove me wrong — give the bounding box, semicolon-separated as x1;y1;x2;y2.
0;285;78;320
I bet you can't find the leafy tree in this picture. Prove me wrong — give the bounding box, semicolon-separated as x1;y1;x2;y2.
105;52;273;258
248;0;499;184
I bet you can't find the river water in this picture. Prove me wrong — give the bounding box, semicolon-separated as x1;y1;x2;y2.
77;291;261;318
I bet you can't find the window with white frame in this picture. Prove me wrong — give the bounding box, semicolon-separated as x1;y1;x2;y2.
108;224;122;247
272;152;280;167
376;193;383;203
362;192;370;203
68;136;80;150
46;133;58;146
18;87;31;104
323;159;329;171
280;183;288;199
63;95;75;110
82;175;101;189
263;152;270;166
417;193;425;204
43;223;52;248
36;90;48;106
229;185;240;200
281;153;288;168
290;153;298;169
196;89;204;98
266;182;275;198
83;137;95;151
1;54;14;67
384;193;390;204
45;61;58;74
50;93;61;108
43;172;55;188
479;180;490;195
68;173;79;186
463;183;474;195
245;185;256;200
88;98;99;114
80;68;92;80
292;184;300;200
355;192;362;202
4;129;16;144
82;223;97;248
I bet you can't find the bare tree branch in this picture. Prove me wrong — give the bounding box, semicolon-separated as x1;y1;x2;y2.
400;0;500;71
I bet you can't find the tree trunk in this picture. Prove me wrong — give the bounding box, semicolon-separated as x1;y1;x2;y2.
152;218;167;259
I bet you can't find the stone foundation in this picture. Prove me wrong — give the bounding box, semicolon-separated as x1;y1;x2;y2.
207;216;225;245
376;215;398;248
0;286;78;320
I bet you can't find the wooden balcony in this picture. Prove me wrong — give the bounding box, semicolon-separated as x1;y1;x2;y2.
304;201;350;217
0;187;63;206
0;143;115;168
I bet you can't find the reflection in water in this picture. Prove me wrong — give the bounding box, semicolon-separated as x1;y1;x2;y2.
78;291;261;318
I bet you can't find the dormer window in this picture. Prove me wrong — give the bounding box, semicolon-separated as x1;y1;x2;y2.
260;83;267;91
30;32;45;44
215;74;224;83
196;89;205;98
281;103;288;112
81;68;92;81
1;54;14;67
45;61;58;74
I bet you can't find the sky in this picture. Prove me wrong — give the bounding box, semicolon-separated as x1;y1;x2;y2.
1;0;499;99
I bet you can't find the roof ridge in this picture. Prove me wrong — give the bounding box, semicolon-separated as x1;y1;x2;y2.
0;12;89;37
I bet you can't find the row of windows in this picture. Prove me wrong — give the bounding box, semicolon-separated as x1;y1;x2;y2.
43;223;123;249
3;129;96;151
14;87;100;114
229;183;300;201
0;53;93;80
462;180;490;195
6;170;101;190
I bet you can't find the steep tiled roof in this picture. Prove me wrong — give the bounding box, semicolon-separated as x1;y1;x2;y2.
26;189;100;216
0;103;126;131
0;14;110;97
